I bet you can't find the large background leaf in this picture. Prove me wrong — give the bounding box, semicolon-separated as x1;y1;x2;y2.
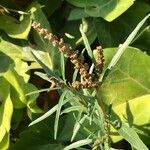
67;0;135;22
111;95;150;144
0;14;32;39
94;1;150;48
0;78;13;150
98;47;150;105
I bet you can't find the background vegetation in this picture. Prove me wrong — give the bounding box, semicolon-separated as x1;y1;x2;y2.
0;0;150;150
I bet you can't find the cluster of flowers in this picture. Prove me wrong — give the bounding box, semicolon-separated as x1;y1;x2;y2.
32;22;104;89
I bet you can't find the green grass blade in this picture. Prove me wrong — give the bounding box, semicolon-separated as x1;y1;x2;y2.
54;90;68;139
63;139;93;150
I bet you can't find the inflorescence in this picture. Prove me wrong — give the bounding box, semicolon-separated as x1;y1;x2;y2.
32;22;104;89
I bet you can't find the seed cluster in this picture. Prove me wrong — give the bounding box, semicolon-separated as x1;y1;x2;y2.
32;22;103;89
95;46;104;75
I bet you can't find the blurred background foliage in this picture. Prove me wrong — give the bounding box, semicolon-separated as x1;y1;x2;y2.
0;0;150;150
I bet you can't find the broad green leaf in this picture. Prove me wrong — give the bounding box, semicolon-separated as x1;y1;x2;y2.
98;47;150;106
14;58;30;83
0;52;13;75
66;0;86;7
0;78;13;150
3;67;27;108
85;0;135;21
111;95;150;144
12;114;68;150
38;0;62;17
11;109;23;130
0;39;23;60
25;83;43;119
0;133;9;150
0;38;52;70
30;2;61;75
12;115;61;150
0;14;32;39
67;0;136;21
68;8;89;21
94;1;150;47
61;18;97;48
132;26;150;52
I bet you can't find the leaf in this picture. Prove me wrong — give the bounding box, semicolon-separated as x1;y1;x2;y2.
68;8;89;21
14;58;30;83
31;51;61;80
0;14;32;39
111;120;148;150
67;0;136;21
0;52;13;74
111;95;150;144
0;78;13;150
61;53;65;81
132;26;150;52
79;23;94;62
94;1;150;47
85;0;135;21
29;91;71;127
29;105;58;127
63;139;93;150
12;115;65;150
0;39;23;60
98;47;150;106
105;13;150;71
30;2;61;75
71;115;87;141
3;67;27;108
25;83;43;119
54;90;68;139
66;0;86;7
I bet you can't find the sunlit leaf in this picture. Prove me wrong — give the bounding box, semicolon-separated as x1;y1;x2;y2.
0;14;32;39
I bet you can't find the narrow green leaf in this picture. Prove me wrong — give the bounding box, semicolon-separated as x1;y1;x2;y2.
54;90;69;139
79;23;95;63
61;53;65;81
31;51;62;81
63;139;93;150
25;88;50;96
71;115;87;141
61;106;83;115
29;105;58;127
112;121;148;150
101;13;150;81
107;13;150;70
34;72;50;82
72;69;78;82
